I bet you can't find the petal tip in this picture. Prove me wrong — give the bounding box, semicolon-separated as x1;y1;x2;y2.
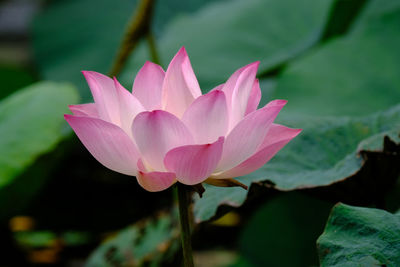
243;61;260;72
81;70;91;80
81;70;93;77
179;46;187;52
142;60;162;70
216;136;225;143
250;61;260;67
67;105;76;114
82;70;109;79
112;76;123;87
143;60;152;66
213;89;224;95
205;136;224;146
64;114;76;123
175;46;188;59
270;99;288;106
149;109;162;116
81;70;105;83
294;128;303;135
208;89;226;99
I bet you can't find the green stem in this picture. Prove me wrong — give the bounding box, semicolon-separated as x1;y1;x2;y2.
177;183;195;267
108;0;155;77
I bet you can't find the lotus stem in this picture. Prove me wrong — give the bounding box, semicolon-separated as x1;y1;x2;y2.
177;183;195;267
109;0;155;77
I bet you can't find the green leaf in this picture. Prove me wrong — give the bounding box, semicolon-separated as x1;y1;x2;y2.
121;0;334;90
0;81;79;188
240;193;333;267
320;0;368;40
32;0;138;101
317;203;400;266
152;0;221;37
14;230;91;248
194;105;400;222
32;0;334;98
273;6;400;116
350;0;400;34
15;231;57;248
32;0;224;101
86;213;179;267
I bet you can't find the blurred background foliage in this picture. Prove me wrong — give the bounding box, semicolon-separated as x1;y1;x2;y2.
0;0;399;266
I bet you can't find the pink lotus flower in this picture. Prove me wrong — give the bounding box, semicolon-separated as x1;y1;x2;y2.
65;47;301;192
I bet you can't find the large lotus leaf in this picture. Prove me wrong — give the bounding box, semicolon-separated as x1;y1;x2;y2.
317;203;400;266
320;0;367;40
273;7;400;117
121;0;333;91
31;0;222;101
0;81;79;188
31;0;137;101
350;0;400;33
240;193;333;267
86;213;179;267
152;0;219;37
193;105;400;222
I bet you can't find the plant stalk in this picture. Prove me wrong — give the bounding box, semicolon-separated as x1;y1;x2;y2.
177;183;195;267
108;0;155;77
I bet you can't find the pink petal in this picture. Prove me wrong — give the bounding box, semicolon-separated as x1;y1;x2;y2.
222;62;259;128
136;159;176;192
213;124;301;178
245;79;261;115
229;62;259;128
131;110;194;171
132;61;165;110
64;115;140;176
164;137;224;185
82;71;120;124
162;47;202;118
216;100;287;172
136;171;177;192
182;90;228;144
260;123;301;148
222;66;246;103
113;77;145;137
211;83;224;91
68;103;99;118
